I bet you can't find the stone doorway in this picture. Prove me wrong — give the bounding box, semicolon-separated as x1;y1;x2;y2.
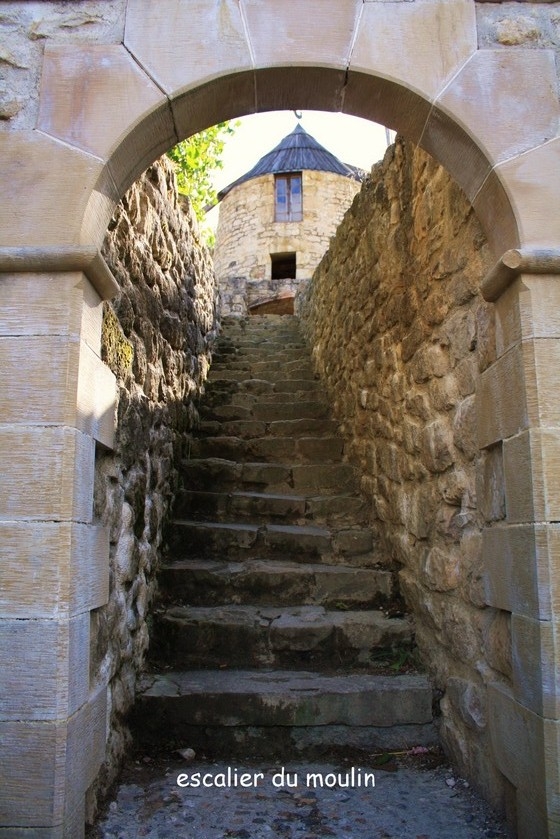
1;1;560;836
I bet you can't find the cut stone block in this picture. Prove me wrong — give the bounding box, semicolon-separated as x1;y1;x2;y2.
0;426;94;522
137;669;433;727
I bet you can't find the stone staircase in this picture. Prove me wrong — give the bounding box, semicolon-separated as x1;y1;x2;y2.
132;315;436;757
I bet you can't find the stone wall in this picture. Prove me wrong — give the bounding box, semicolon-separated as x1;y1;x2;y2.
2;1;560;131
214;170;361;316
297;139;511;810
477;1;560;87
87;157;217;819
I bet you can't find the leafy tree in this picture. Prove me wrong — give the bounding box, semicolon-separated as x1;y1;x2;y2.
167;121;237;245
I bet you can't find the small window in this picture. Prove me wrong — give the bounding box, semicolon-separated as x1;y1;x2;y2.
275;173;302;222
271;252;296;280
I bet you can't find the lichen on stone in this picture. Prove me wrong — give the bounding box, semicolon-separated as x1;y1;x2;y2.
101;303;134;380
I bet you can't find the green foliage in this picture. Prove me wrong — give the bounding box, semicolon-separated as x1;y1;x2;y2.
167;121;238;245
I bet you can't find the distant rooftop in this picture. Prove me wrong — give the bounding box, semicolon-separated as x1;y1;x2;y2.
217;124;365;200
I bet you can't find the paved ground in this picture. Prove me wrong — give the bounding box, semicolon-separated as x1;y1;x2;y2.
89;748;511;839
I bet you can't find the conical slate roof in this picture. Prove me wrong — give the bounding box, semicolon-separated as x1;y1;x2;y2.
218;124;364;200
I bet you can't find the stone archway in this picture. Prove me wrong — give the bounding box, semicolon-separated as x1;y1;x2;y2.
1;2;559;836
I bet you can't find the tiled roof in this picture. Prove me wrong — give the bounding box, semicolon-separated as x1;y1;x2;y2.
218;124;364;200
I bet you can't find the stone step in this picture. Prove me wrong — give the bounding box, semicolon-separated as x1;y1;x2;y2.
174;489;368;526
152;605;413;668
210;359;315;377
132;669;436;756
204;389;325;409
180;458;360;494
158;558;393;608
189;435;344;463
206;378;320;395
169;520;332;561
212;348;307;363
169;519;376;564
200;400;330;423
197;418;340;439
217;340;307;351
208;366;315;382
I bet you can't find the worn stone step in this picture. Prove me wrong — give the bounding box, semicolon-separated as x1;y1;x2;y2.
158;558;393;608
197;418;340;439
206;378;320;397
200;400;330;423
206;378;275;396
175;490;368;526
251;401;330;422
204;389;324;409
181;458;360;494
212;348;307;364
168;520;332;560
189;436;344;463
209;359;315;378
197;420;268;438
208;365;315;382
218;340;307;351
153;605;413;668
133;669;435;755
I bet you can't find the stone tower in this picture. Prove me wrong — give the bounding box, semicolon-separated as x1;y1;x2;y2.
213;123;364;315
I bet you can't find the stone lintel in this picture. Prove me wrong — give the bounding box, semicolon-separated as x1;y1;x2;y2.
0;247;119;301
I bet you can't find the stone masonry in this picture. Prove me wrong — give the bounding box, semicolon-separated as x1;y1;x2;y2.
214;170;361;316
88;156;217;821
132;314;436;757
298;138;505;807
2;1;560;835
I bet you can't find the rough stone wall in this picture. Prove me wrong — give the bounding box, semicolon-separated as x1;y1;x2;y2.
87;157;217;819
477;0;560;88
297;138;511;810
214;170;362;316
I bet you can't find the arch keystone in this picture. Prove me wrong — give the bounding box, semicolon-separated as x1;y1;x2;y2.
242;0;362;69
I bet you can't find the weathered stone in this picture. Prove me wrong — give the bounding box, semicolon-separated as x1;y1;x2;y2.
215;168;361;317
333;528;374;556
495;17;540;46
477;444;506;523
446;677;488;731
136;669;433;728
453;395;478;461
483;609;512;680
290;134;516;825
421;546;461;592
87;157;218;815
420;419;455;473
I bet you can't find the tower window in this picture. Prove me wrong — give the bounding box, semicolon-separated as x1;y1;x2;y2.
271;252;296;280
275;173;302;222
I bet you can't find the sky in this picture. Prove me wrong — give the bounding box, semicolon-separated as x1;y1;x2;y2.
207;110;394;229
